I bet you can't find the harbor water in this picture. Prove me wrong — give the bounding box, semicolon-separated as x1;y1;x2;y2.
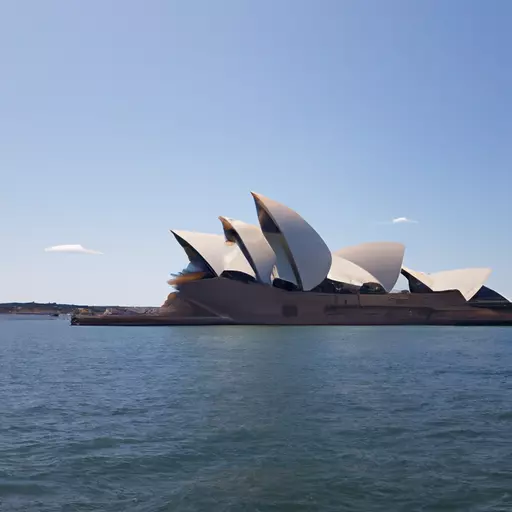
1;316;511;511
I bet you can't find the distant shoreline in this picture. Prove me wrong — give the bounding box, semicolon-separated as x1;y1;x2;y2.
0;302;158;316
0;302;112;315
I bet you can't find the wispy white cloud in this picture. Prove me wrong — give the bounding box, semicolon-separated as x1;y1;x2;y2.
376;216;419;226
392;217;418;224
44;244;103;255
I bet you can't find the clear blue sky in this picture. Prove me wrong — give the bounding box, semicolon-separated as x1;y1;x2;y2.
1;0;511;306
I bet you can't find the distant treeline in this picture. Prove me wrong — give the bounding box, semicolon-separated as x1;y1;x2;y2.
0;302;111;314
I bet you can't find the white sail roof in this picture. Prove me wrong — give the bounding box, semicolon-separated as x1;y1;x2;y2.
335;242;405;292
251;192;332;291
219;217;276;284
401;266;434;290
328;255;381;286
171;230;254;278
402;266;492;301
222;245;256;277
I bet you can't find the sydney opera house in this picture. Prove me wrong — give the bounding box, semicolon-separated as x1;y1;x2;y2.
134;191;511;327
73;191;511;326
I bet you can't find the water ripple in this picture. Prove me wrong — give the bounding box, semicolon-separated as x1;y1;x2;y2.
1;319;512;511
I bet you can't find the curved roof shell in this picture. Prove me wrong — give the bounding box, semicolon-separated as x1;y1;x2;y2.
335;242;405;292
251;192;332;291
171;230;254;278
219;217;276;284
401;266;492;301
429;268;491;301
401;266;434;293
328;255;381;287
222;245;256;278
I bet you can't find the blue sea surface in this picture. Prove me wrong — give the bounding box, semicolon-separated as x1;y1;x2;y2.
1;316;512;511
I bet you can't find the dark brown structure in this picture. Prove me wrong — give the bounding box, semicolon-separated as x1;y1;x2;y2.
72;277;512;326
